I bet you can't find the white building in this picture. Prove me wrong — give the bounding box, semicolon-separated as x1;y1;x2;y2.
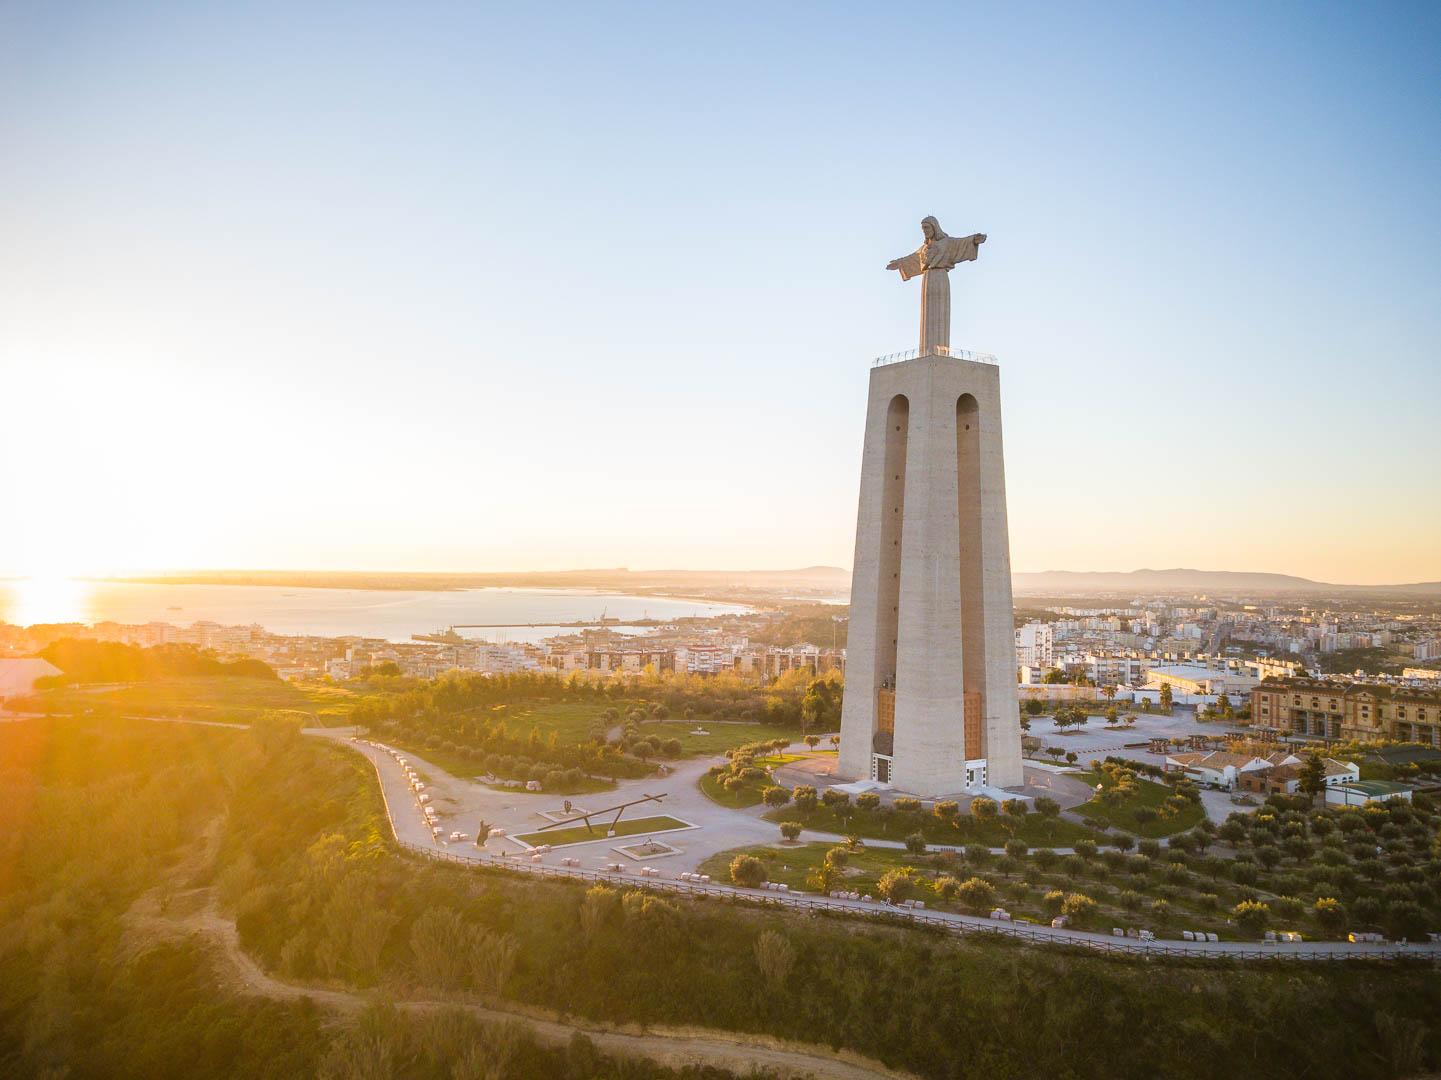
1015;621;1055;667
1326;780;1413;807
1164;750;1279;789
674;644;734;674
464;643;540;675
0;658;62;700
1145;663;1259;698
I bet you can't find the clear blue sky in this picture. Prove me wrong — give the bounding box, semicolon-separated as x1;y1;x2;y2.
2;2;1439;583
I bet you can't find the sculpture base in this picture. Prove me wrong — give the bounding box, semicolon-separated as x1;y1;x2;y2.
837;352;1022;797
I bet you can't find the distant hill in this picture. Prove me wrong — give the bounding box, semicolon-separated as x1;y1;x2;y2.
1013;568;1441;596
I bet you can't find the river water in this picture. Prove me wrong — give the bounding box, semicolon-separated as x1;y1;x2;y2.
0;580;751;644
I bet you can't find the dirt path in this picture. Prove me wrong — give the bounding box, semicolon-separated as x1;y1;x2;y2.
119;819;914;1080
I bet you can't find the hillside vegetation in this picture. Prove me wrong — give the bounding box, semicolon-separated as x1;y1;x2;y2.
6;716;1441;1079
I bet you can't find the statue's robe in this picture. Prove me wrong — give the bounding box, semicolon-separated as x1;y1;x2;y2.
890;233;985;353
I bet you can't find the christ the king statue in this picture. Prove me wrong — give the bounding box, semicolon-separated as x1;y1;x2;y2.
886;216;986;355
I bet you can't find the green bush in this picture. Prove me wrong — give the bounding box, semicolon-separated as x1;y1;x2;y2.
729;854;767;888
956;876;998;913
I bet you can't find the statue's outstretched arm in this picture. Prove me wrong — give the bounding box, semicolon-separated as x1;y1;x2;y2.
887;251;923;279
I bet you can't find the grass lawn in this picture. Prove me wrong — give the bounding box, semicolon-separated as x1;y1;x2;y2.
761;804;1103;848
698;749;837;808
1073;771;1206;838
699;770;768;808
22;676;356;725
498;701;619;745
756;752;810;766
386;738;482;780
515;814;691;848
640;720;797;756
388;736;616;794
486;705;794;758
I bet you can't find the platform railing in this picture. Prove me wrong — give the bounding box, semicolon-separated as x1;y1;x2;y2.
873;345;998;367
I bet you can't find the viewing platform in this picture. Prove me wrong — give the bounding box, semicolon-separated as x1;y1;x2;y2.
872;344;998;368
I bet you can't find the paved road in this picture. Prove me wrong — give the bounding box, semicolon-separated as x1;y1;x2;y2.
319;729;1441;963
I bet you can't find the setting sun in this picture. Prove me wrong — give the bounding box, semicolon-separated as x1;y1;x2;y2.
2;577;90;628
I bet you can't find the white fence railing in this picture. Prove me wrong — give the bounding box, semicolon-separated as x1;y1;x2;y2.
873;345;998;368
400;843;1439;963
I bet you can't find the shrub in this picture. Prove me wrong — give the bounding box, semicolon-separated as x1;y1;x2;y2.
1042;889;1066;916
904;832;927;855
779;821;802;842
821;789;850;808
1004;839;1028;859
753;929;795;990
761;786;791;808
1386;902;1430;941
956;876;997;913
729;855;767;888
1074;839;1098;859
893;797;922;815
934;875;961;900
1255;845;1284;870
792;785;818;812
1233;899;1270;934
1352;897;1384;927
1034;848;1059;870
1272;896;1305;922
1231;862;1259;886
876;868;916;904
1061;893;1098;924
855;792;881;811
970;796;999;823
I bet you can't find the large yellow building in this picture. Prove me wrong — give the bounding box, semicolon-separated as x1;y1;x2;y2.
1250;677;1441;745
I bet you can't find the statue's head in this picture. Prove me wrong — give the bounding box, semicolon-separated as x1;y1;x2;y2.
921;215;946;241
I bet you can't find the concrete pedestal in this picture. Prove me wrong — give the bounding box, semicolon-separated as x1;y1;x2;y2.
837;352;1022;795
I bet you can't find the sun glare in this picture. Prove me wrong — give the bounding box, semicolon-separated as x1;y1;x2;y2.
3;576;91;628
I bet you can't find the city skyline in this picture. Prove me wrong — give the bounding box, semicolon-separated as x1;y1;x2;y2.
3;3;1439;585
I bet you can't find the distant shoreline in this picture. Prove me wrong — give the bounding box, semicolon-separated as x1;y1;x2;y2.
84;574;850;612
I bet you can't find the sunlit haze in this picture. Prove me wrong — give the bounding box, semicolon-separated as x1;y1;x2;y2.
3;4;1439;584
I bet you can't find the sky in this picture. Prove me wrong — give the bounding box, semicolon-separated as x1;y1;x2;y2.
2;1;1439;585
